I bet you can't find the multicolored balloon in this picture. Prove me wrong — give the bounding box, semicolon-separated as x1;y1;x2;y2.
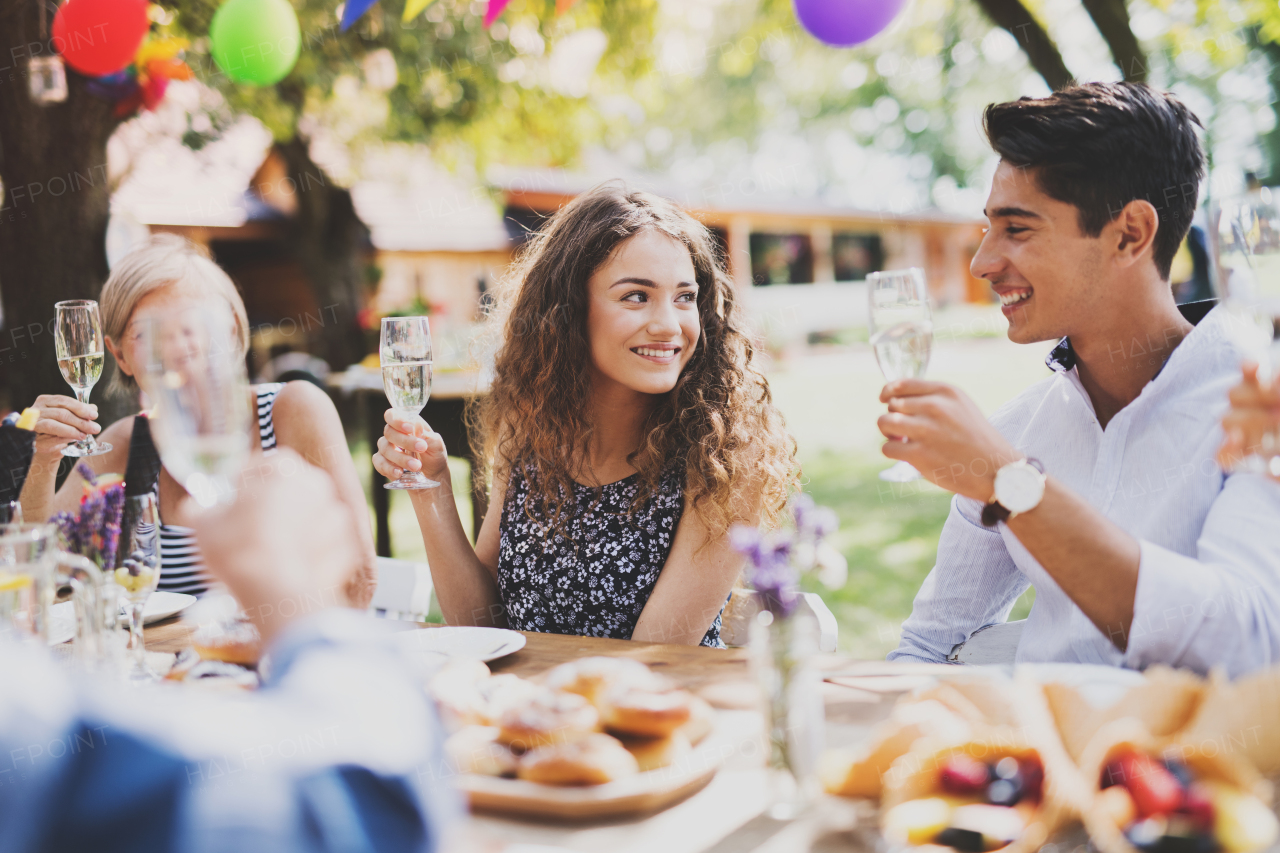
792;0;909;48
52;0;150;76
210;0;301;85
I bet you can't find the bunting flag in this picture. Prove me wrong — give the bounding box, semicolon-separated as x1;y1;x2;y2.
402;0;438;23
341;0;380;31
484;0;511;27
555;0;581;13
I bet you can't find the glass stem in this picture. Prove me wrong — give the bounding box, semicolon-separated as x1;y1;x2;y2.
128;600;146;668
74;387;95;449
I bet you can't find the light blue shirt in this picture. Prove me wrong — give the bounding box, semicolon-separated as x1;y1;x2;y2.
890;304;1280;676
0;609;457;853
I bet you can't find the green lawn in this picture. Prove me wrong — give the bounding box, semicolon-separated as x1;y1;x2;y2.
351;305;1059;658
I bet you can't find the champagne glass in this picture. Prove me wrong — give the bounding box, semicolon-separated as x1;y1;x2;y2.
1212;189;1280;473
55;300;113;457
381;316;439;490
868;268;933;483
137;304;253;508
109;493;160;681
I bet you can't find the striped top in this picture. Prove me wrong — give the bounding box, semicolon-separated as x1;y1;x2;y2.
155;384;284;596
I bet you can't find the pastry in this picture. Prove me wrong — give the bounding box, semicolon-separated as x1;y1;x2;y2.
428;659;495;728
517;732;640;786
680;695;714;746
881;740;1061;853
822;697;974;800
1079;719;1278;853
444;726;518;778
542;655;665;706
476;674;542;725
617;731;692;773
497;687;600;752
191;619;262;666
599;681;694;738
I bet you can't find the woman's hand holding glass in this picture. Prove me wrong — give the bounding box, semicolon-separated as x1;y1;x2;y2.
373;409;452;487
28;394;103;459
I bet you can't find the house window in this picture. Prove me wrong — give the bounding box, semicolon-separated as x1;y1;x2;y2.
833;233;884;282
749;233;814;285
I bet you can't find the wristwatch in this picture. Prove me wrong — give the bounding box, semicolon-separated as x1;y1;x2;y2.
981;458;1046;527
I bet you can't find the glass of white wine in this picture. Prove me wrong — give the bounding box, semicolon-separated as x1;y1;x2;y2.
868;268;934;483
381;316;439;490
54;300;113;457
1213;188;1280;474
137;304;253;508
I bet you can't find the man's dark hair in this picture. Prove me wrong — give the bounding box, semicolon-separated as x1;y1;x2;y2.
984;82;1205;280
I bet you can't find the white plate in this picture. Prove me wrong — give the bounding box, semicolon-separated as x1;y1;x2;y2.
393;626;526;662
142;591;197;625
45;591;198;646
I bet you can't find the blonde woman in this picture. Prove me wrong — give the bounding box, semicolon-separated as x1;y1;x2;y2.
373;183;798;646
20;234;377;606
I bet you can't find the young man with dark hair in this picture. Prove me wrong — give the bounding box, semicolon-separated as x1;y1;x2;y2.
884;82;1280;675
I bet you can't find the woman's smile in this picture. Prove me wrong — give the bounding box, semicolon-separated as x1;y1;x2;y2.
631;343;681;364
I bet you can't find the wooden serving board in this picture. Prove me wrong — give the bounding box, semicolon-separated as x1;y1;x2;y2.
458;728;730;822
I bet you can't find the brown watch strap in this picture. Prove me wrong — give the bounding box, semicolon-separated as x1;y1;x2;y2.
980;458;1044;528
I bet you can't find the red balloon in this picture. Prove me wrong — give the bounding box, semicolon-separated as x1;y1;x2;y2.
53;0;150;77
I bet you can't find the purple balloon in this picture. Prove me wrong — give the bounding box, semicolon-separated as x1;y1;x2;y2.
792;0;909;48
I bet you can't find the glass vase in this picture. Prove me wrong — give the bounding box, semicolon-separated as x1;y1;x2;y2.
750;604;824;819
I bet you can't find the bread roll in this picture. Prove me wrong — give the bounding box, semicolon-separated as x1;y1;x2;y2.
444;725;518;777
517;733;640;786
498;687;600;752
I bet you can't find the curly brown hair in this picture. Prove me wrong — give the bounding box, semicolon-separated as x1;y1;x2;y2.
472;182;798;544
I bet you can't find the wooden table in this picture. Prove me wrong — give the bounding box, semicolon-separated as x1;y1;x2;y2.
143;620;903;852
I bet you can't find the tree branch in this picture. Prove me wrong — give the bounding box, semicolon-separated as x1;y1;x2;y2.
1079;0;1148;82
970;0;1075;91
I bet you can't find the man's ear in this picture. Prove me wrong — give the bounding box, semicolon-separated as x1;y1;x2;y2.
1108;199;1160;274
104;335;132;379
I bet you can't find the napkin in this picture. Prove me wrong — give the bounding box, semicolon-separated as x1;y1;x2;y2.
123;414;161;498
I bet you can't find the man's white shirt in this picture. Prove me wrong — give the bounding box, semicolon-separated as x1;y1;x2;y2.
889;304;1280;676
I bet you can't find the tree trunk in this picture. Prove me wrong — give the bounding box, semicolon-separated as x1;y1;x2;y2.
275;137;369;372
1079;0;1148;83
970;0;1075;91
0;0;123;414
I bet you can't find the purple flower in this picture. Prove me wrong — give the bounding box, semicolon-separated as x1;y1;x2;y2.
76;463;98;487
100;485;125;569
51;511;76;552
731;494;843;619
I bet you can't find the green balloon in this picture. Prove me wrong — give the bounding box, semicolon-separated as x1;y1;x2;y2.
210;0;301;86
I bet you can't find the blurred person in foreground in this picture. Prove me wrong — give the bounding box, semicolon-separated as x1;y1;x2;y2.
0;449;454;853
883;82;1280;676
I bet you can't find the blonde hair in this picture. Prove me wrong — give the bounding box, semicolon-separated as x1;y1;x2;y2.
101;233;250;395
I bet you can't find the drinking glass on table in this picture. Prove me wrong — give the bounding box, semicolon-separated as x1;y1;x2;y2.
1213;190;1280;475
380;316;440;490
110;493;161;681
867;268;933;483
54;300;113;457
137;304;253;508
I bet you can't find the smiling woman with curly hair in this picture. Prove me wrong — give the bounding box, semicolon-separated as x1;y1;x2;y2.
373;182;798;647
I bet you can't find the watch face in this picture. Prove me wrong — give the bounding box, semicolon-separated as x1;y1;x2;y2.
995;463;1045;514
